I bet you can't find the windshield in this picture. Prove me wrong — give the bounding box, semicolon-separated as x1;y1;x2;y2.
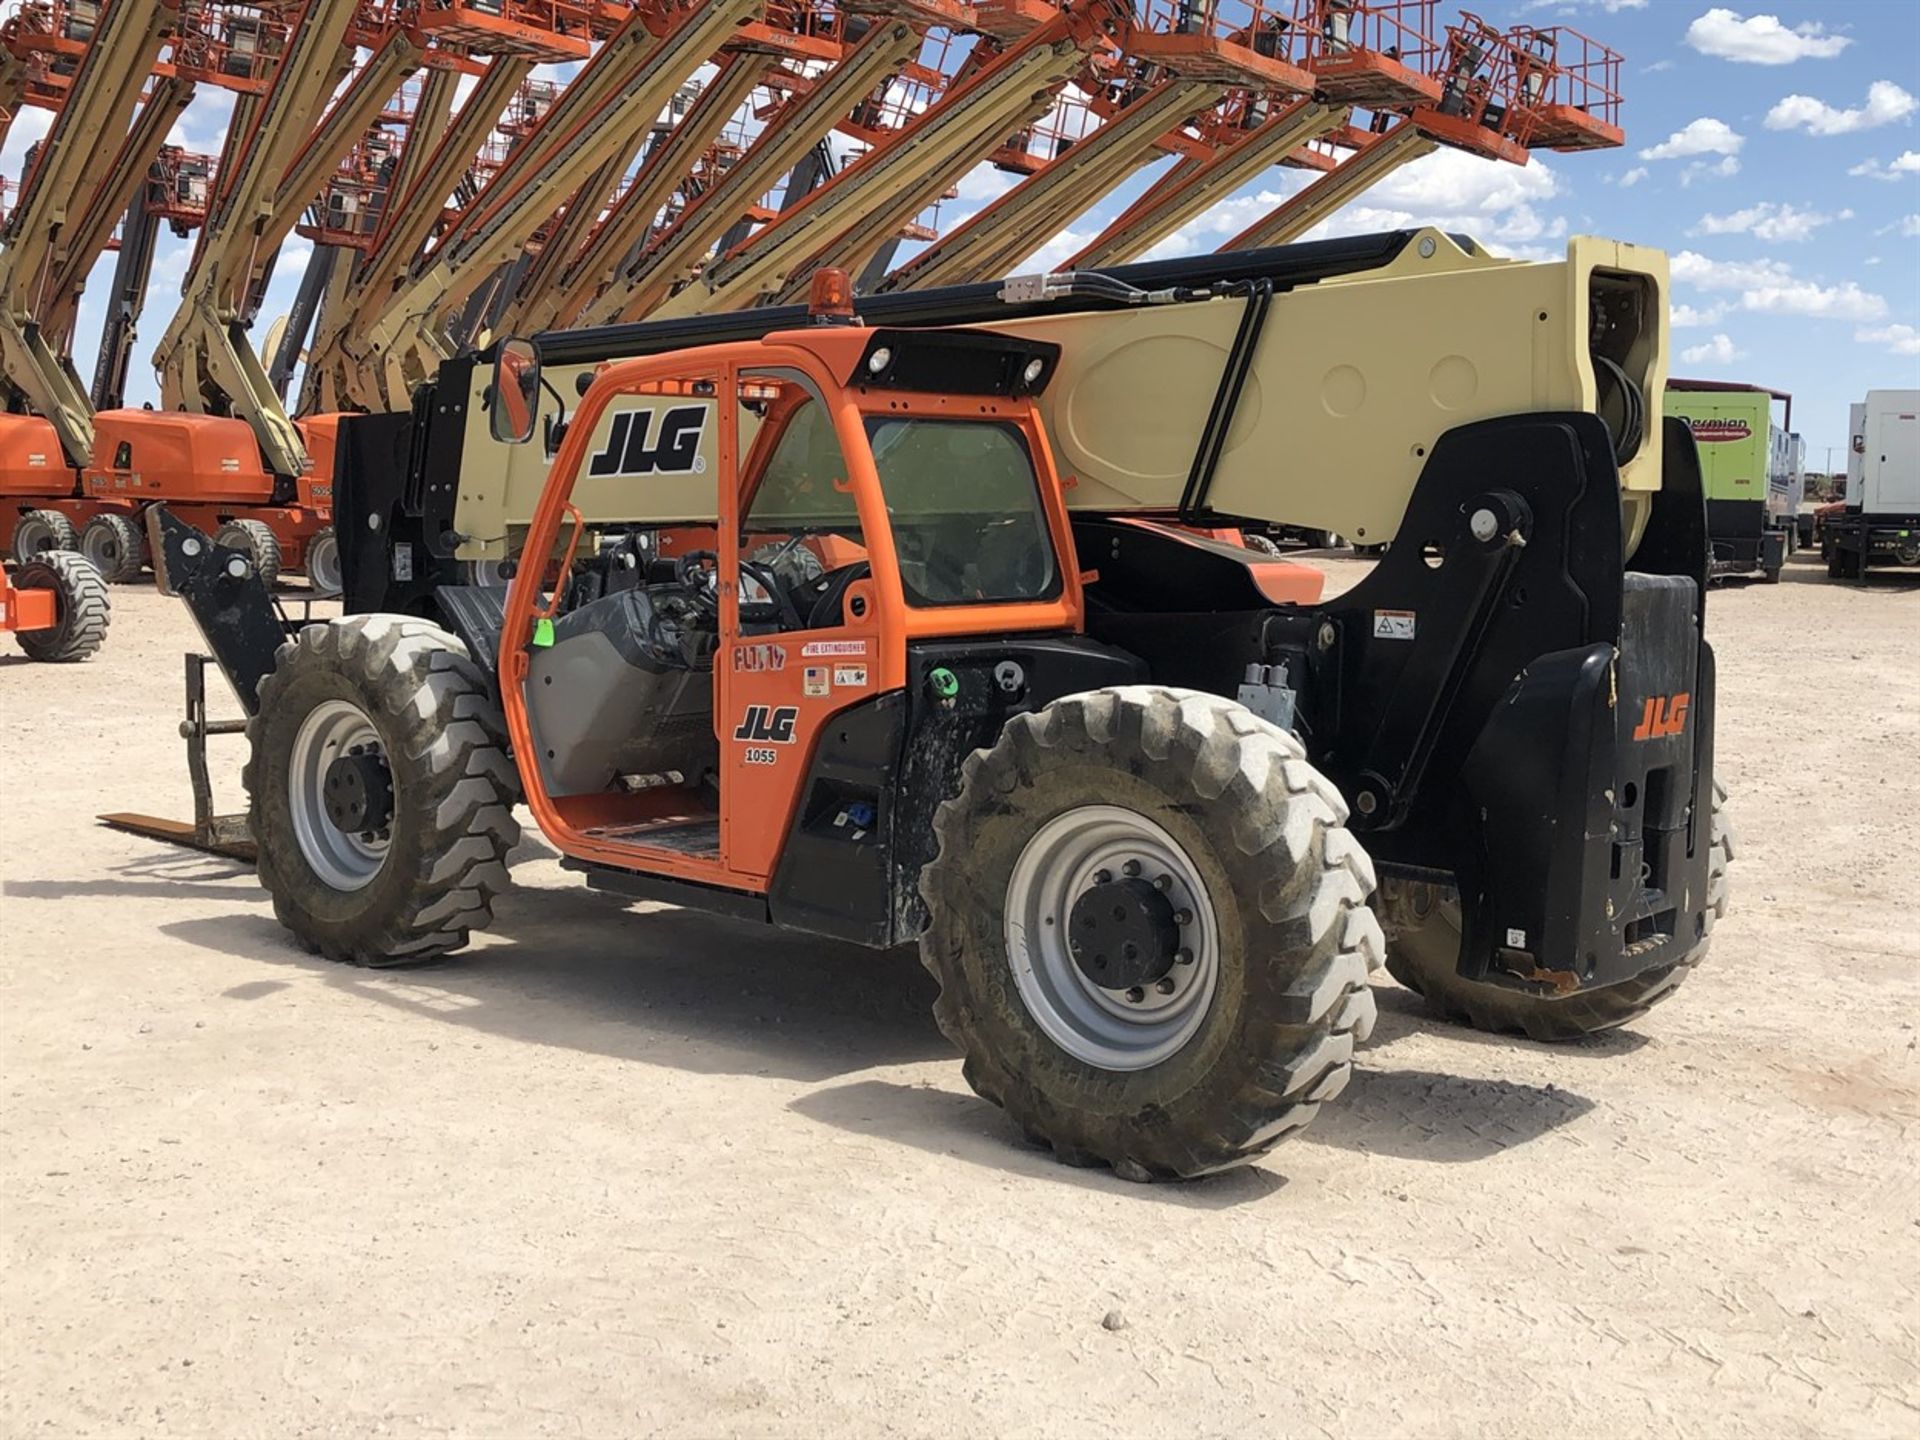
864;417;1058;607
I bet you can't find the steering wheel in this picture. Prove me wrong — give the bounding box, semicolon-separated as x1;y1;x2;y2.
795;561;872;630
674;549;801;629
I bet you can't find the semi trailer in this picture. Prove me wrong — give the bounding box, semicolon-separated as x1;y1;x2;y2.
120;231;1732;1179
1825;390;1920;580
1663;379;1796;584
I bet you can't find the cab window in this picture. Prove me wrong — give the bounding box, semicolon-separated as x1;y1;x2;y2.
864;418;1057;607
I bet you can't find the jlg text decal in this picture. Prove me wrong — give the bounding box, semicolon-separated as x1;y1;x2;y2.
735;705;799;745
588;405;707;477
1632;692;1691;741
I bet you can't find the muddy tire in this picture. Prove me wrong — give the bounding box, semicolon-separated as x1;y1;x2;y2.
13;551;110;662
245;615;521;966
918;686;1384;1181
1242;532;1282;556
304;526;342;597
217;518;282;589
12;508;77;563
1379;780;1733;1040
80;512;146;582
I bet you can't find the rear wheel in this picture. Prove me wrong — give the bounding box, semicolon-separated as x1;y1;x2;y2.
80;512;145;582
11;508;76;563
304;526;342;596
919;687;1384;1180
217;518;282;588
13;551;110;662
245;615;520;965
1379;780;1732;1040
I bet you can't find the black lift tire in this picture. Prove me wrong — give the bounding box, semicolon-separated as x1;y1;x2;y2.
217;518;283;589
245;615;521;966
918;686;1385;1181
80;512;146;582
12;508;77;562
13;551;110;662
1379;780;1733;1040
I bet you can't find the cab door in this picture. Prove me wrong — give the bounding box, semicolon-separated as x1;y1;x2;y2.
718;368;889;882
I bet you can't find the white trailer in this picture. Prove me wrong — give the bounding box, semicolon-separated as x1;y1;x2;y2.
1826;390;1920;579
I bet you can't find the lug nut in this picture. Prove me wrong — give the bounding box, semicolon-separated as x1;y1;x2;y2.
1124;986;1145;1005
1155;977;1176;996
1122;859;1141;877
1155;874;1172;891
1173;909;1192;926
1175;948;1194;965
1094;868;1112;885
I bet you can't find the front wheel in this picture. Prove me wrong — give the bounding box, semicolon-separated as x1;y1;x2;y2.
245;615;521;965
1379;780;1733;1040
12;551;109;662
217;518;283;589
304;526;342;596
919;687;1384;1180
80;512;146;583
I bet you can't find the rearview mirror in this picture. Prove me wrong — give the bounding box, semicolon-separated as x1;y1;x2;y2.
489;336;541;444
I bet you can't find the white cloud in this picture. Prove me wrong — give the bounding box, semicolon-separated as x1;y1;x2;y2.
1850;151;1920;180
1670;302;1727;327
1020;228;1094;273
952;164;1017;205
1691;201;1849;242
1685;8;1852;65
1133;146;1568;263
1767;81;1918;137
1615;166;1649;187
1865;255;1882;265
1680;155;1742;187
1671;250;1888;320
1645;59;1676;74
1640;117;1744;160
1523;0;1647;11
1681;333;1746;365
1856;324;1920;356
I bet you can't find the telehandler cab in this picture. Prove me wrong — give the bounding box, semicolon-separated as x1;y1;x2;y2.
127;232;1731;1180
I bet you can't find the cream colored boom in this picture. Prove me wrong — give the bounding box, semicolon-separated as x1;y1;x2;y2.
446;233;1669;566
0;0;178;466
651;27;1093;320
878;78;1226;293
1223;122;1437;251
1067;99;1347;269
511;54;771;335
304;54;534;414
586;20;922;328
151;0;368;478
351;0;761;409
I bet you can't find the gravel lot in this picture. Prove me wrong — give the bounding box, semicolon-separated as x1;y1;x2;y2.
3;553;1916;1437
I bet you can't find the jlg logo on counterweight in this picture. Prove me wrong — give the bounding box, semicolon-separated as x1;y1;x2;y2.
734;705;798;744
587;405;707;476
1632;692;1691;741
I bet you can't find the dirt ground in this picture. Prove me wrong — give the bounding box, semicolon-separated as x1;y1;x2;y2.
2;552;1916;1438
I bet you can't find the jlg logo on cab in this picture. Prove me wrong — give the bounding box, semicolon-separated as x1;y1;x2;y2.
1632;692;1690;741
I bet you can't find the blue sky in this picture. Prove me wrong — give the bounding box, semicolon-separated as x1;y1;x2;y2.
3;1;1916;466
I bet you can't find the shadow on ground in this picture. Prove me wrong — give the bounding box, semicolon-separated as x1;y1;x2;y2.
73;846;1613;1191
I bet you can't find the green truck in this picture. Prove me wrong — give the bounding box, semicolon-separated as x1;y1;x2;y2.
1665;380;1799;583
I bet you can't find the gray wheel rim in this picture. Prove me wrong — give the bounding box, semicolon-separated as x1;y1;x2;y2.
306;532;342;595
288;699;390;891
82;521;129;573
463;558;509;586
14;516;57;562
1004;805;1220;1071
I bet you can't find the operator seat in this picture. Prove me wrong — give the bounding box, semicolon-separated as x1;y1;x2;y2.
524;586;718;796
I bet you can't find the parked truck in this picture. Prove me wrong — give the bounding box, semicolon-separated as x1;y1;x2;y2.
1663;379;1796;584
1824;390;1920;580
